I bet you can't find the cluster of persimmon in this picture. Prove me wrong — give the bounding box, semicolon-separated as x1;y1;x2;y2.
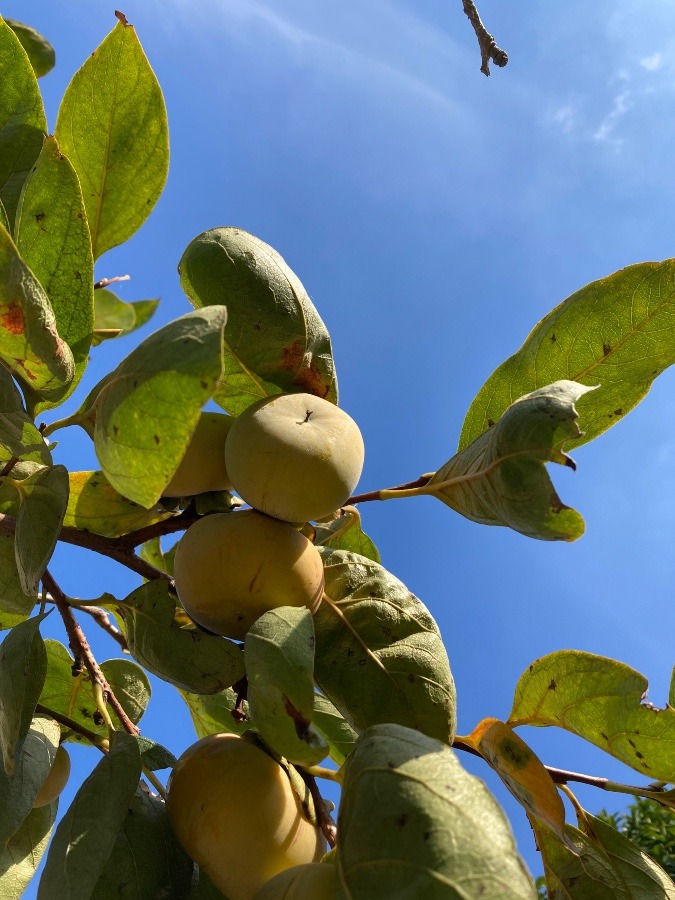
164;391;365;898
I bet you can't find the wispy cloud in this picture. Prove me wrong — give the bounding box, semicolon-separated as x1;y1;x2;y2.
640;51;663;72
593;89;632;145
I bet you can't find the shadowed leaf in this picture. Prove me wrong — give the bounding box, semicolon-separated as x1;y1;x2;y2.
509;651;675;783
92;289;159;345
0;615;46;775
4;20;55;78
179;227;337;415
180;687;250;739
0;800;57;899
428;381;594;541
14;465;69;595
312;693;358;766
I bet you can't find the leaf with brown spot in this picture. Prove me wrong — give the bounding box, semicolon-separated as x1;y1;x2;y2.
509;651;675;782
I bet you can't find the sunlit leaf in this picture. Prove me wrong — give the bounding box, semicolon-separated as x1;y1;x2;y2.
0;716;59;852
15;135;94;407
138;535;176;577
91;789;193;899
4;20;55;78
54;19;169;259
428;381;593;541
14;464;68;595
179;687;250;739
0;18;46;227
179;227;338;415
0;609;30;631
337;723;537;899
0;224;74;404
94;306;227;507
461;718;567;840
63;471;175;538
460;260;675;453
92;289;159;345
533;814;675;899
313;509;380;563
0;800;57;900
37;731;141;899
509;651;675;782
245;607;328;766
39;639;150;743
314;549;456;744
312;693;358;766
0;615;46;775
117;579;245;694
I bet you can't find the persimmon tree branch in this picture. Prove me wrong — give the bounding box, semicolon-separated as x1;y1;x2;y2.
42;569;140;736
295;766;338;849
347;474;433;505
76;603;128;652
461;0;508;76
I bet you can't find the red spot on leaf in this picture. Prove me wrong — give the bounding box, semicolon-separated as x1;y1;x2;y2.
2;304;25;335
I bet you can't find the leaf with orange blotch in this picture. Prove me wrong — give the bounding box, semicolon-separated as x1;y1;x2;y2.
461;717;567;841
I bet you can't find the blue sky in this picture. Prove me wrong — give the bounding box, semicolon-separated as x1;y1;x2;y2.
6;0;675;891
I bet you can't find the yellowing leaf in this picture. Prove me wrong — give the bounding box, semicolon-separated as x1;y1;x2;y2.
427;381;595;541
461;718;567;840
63;471;175;538
509;651;675;783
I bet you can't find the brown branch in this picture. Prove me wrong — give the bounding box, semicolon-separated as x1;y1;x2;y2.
295;767;338;849
347;474;433;506
116;506;202;550
461;0;508;76
58;524;171;581
77;604;128;652
36;703;107;750
42;569;140;736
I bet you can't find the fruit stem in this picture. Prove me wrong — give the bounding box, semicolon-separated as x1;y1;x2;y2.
304;765;342;784
143;765;167;799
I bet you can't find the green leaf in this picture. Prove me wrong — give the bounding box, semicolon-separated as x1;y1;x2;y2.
0;715;60;852
138;535;176;577
0;615;46;775
336;723;537;899
428;381;593;541
179;687;251;739
312;693;358;766
245;607;329;766
0;535;36;616
14;464;69;595
91;789;194;899
0;610;30;631
0;223;74;403
15;135;94;406
314;548;457;744
4;20;55;78
135;736;177;771
670;666;675;709
179;227;338;415
54;19;169;260
0;18;46;228
460;260;675;453
0;200;8;233
93;306;227;507
0;800;58;900
313;510;381;563
0;366;52;466
39;639;150;743
509;651;675;783
92;289;159;345
63;471;175;538
117;580;245;694
37;730;142;900
533;814;675;899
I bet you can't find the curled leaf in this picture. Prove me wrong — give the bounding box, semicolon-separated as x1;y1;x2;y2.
428;380;595;541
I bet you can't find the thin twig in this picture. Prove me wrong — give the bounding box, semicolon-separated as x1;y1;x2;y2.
77;604;129;652
116;506;202;550
58;524;172;582
347;474;433;506
35;703;108;750
94;274;130;290
42;569;140;735
295;766;338;849
461;0;508;76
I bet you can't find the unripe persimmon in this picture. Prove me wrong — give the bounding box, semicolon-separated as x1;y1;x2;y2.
173;509;324;639
167;734;326;900
162;411;233;497
254;862;337;899
225;392;365;523
32;745;71;808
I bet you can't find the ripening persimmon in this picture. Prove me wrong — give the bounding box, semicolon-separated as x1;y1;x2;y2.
162;411;234;497
173;509;324;639
225;392;365;523
254;862;337;899
166;733;326;900
32;745;71;808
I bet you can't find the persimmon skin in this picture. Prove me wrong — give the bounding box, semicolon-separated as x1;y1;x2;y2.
254;862;336;899
162;412;233;498
173;509;324;640
167;734;326;900
225;393;364;523
32;745;71;808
